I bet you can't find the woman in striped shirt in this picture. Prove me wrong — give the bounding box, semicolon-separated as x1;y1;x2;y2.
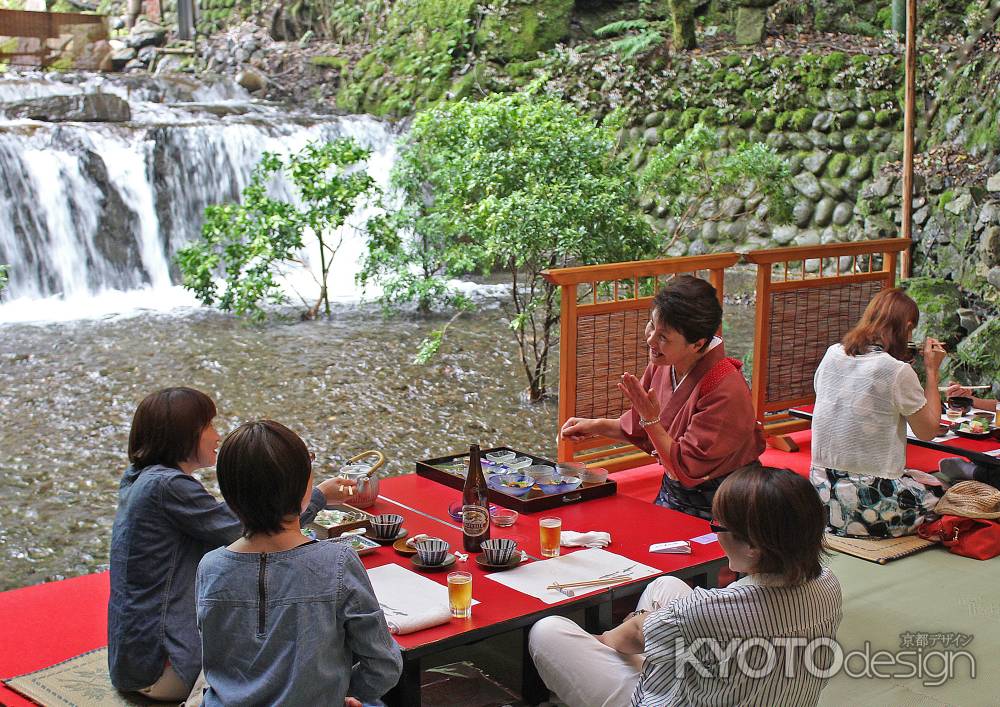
528;465;842;707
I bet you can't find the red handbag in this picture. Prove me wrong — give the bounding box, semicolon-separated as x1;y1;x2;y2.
918;515;1000;560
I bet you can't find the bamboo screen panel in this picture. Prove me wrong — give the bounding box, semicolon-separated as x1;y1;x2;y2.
574;308;650;420
765;280;883;402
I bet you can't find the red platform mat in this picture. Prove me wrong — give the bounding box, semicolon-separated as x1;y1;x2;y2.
0;571;109;706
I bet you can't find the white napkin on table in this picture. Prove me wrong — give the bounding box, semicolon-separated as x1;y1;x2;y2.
383;604;453;635
560;530;611;548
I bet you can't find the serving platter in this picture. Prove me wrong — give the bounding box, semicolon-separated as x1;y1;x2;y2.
416;446;616;512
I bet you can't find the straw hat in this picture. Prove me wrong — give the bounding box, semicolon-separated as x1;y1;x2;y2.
935;481;1000;520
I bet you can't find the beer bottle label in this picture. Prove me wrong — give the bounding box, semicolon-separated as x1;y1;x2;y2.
462;505;489;537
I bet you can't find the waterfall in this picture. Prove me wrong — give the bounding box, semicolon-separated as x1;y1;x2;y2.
0;73;399;322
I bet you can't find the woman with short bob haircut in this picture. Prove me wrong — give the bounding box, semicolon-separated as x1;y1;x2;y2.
196;421;402;706
560;275;765;518
811;288;946;538
108;389;352;701
529;465;842;707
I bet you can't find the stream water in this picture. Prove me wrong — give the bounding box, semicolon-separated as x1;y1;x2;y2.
0;71;755;591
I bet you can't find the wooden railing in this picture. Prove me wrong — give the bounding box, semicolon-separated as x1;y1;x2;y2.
542;253;740;471
0;9;108;69
744;238;910;449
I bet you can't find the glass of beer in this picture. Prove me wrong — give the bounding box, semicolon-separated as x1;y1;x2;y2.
539;517;562;558
447;571;473;618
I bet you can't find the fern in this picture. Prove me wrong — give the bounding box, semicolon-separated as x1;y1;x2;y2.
607;30;665;60
594;19;650;38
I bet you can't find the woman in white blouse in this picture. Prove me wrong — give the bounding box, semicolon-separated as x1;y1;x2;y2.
528;465;842;707
810;287;947;537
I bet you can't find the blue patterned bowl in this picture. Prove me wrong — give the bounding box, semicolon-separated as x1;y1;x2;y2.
488;473;536;497
414;537;450;565
370;513;404;540
537;475;583;495
481;538;517;565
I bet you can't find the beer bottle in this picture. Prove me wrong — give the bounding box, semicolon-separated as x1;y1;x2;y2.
462;444;491;553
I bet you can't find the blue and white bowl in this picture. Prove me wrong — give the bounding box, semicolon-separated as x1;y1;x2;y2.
370;513;404;540
414;537;450;565
538;475;583;495
481;538;517;565
488;473;536;497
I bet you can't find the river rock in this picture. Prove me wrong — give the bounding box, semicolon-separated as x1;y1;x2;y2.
746;217;769;237
832;201;854;226
772;225;798;245
847;155;872;181
644;111;664;128
735;6;768;44
913;205;929;226
719;220;746;241
814;198;835;227
826;90;850;112
137;45;158;65
989;266;1000;290
109;46;136;70
125;18;167;49
789;133;813;150
977;203;999;229
803;151;829;175
702;221;719;243
856;111;875;129
236;69;268;92
4;93;131;122
124;59;145;73
987;172;1000;193
812;111;835;132
687;239;709;256
981;226;1000;267
719;196;744;219
793;172;823;201
945;192;973;215
843;132;869;154
826;131;844;149
793;199;815;227
643;127;660;146
795;229;821;247
806;130;828;149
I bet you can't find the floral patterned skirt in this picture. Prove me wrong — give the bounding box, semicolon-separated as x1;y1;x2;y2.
810;465;942;538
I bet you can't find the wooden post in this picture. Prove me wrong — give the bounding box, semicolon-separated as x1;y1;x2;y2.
900;0;917;278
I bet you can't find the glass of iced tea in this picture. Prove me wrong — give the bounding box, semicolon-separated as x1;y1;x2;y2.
539;517;562;558
447;571;473;618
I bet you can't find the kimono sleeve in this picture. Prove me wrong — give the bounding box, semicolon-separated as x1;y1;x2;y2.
618;363;658;454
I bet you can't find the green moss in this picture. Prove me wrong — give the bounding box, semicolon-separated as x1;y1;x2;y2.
722;54;743;69
737;110;755;128
822;52;848;72
755;111;775;132
826;152;849;178
874;109;898;126
938;190;956;209
954;319;1000;382
837;110;857;128
310;55;347;70
789;107;818;132
902;277;963;345
775;111;795;130
699;107;719;125
679;108;701;129
477;0;573;62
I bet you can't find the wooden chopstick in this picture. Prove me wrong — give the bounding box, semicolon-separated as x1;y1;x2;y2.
547;574;632;590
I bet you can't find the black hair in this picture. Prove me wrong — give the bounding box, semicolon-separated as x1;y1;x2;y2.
128;387;216;470
651;275;722;352
216;420;312;536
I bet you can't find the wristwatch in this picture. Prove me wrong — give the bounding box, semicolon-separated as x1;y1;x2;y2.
639;415;661;428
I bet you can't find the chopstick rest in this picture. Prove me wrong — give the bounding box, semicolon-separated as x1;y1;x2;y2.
649;540;692;554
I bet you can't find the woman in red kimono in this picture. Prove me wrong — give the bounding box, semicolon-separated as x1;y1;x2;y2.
560;275;765;518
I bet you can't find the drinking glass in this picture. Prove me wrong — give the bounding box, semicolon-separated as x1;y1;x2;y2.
539;517;562;558
447;571;473;618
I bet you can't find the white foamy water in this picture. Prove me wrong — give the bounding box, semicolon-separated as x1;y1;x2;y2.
0;73;404;323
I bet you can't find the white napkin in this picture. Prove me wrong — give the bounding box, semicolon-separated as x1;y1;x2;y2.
382;604;453;635
561;530;611;548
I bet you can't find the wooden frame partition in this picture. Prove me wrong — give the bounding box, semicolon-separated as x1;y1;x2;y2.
542;253;740;471
744;238;911;449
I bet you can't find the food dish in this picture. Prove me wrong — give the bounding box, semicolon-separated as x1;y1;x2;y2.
955;420;993;440
492;508;518;527
488;473;536;497
537;475;583;495
475;553;523;571
392;537;419;556
410;553;456;571
328;534;380;556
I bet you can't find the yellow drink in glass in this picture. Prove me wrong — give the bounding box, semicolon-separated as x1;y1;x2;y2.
447;571;473;618
539;517;562;558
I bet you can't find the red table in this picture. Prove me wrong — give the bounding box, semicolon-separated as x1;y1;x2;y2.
372;474;727;705
789;404;1000;466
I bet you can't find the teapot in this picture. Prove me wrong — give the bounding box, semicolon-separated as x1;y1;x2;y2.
337;450;385;509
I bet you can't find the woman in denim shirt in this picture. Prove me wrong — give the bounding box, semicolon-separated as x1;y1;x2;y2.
108;388;355;700
196;420;402;705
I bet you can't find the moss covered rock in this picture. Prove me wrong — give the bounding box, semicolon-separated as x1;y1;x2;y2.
477;0;573;62
953;318;1000;389
903;276;963;345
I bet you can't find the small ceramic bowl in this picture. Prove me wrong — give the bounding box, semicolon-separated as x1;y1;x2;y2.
485;450;516;464
506;456;533;470
557;461;586;478
446;501;499;522
947;396;974;415
481;538;517;565
538;475;583;495
492;508;518;527
370;513;404;540
488;473;536;497
972;410;996;424
414;537;450;565
579;467;609;484
524;464;557;483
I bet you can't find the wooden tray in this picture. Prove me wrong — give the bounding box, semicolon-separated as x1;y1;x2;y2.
307;504;373;538
416;446;616;513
